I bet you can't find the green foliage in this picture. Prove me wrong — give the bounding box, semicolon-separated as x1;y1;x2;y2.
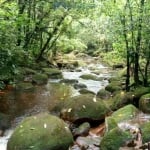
100;51;125;66
57;36;87;53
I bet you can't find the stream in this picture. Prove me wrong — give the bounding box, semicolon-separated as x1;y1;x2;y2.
1;59;150;150
0;60;111;150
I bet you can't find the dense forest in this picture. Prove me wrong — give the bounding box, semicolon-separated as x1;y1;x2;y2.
1;1;150;150
0;0;150;90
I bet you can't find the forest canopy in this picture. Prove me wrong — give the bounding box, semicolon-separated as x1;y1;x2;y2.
0;0;150;90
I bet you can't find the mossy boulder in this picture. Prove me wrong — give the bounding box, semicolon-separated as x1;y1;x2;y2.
32;73;48;85
105;82;122;93
96;89;111;100
110;91;134;110
133;87;150;98
105;116;117;132
100;127;131;150
73;83;87;89
60;94;110;122
139;93;150;113
7;113;73;150
141;122;150;143
42;68;62;79
111;104;138;123
80;74;102;81
79;89;95;95
60;79;78;84
15;82;35;92
108;77;124;83
108;87;150;110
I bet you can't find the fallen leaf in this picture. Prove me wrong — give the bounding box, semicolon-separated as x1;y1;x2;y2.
82;105;86;109
44;123;47;128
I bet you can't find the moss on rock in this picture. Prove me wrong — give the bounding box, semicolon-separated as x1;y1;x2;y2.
110;91;133;110
79;89;95;95
7;113;73;150
80;74;101;81
100;127;131;150
105;82;122;93
133;87;150;100
60;79;78;84
60;94;110;121
139;93;150;113
105;116;117;132
111;104;138;123
141;122;150;143
42;68;62;79
96;89;111;100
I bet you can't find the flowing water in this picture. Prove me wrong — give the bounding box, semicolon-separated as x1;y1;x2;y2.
1;60;150;150
0;61;111;150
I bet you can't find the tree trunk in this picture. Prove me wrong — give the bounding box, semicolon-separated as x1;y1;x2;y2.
134;0;145;86
120;7;130;91
17;0;26;46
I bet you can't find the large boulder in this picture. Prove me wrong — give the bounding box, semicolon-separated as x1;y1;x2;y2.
105;82;122;93
105;105;138;134
79;89;95;95
110;91;134;110
7;113;73;150
96;89;111;100
105;116;117;132
80;74;102;81
107;87;150;110
100;127;131;150
60;79;78;84
73;83;87;89
141;122;150;143
60;94;110;122
111;104;138;123
139;93;150;113
131;87;150;107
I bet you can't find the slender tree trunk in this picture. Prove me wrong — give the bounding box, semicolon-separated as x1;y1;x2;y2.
120;2;130;91
134;0;145;86
17;0;26;46
144;59;149;86
144;43;150;86
23;0;31;51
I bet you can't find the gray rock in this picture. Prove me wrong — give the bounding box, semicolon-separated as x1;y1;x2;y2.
74;83;87;89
